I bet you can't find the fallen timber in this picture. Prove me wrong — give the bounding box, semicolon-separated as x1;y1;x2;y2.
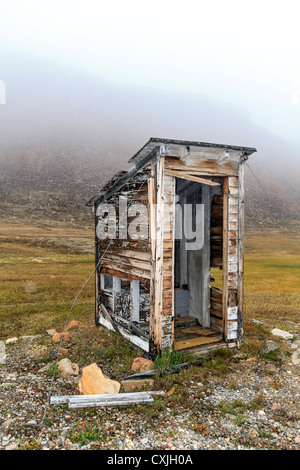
121;358;205;381
50;391;165;409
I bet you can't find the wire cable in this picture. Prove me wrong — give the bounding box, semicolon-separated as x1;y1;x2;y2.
41;175;148;426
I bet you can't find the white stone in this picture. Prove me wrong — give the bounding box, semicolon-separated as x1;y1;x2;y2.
57;358;79;377
5;337;18;344
291;350;300;366
271;328;293;340
0;341;6;365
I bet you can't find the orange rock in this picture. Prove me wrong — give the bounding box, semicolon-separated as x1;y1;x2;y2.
166;386;175;397
52;332;73;343
78;363;120;395
65;320;86;331
131;357;153;373
59;348;69;355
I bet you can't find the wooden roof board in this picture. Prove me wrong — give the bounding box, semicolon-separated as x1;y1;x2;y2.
128;137;257;163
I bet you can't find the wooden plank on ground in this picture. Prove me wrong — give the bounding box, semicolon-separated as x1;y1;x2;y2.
68;396;154;409
50;391;164;406
174;335;222;350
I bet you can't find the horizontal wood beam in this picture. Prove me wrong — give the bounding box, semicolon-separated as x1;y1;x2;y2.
165;169;220;186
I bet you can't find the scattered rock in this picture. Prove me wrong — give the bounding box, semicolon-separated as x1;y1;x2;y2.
28;345;49;361
271;402;280;411
20;335;42;341
59;348;69;356
291;340;300;350
251;319;264;325
249;429;259;438
52;332;73;344
57;358;79;378
271;328;293;340
5;443;18;450
78;363;121;395
5;337;18;345
65;320;87;331
27;420;37;426
295;437;300;444
0;341;6;365
38;362;55;374
2;419;13;430
259;340;280;356
166;386;176;397
121;379;154;393
131;357;153;373
225;413;237;422
46;329;57;336
246;357;257;362
291;350;300;366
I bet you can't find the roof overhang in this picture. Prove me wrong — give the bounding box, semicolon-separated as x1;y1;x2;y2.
87;137;257;207
128;137;257;164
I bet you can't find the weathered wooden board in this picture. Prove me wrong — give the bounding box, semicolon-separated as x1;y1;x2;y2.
165;169;220;186
180;327;217;336
174;335;222;350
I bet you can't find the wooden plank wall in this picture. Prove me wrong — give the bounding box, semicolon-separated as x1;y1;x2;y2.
210;195;223;268
161;174;175;349
223;176;239;342
148;155;176;354
96;171;151;284
95;147;245;352
95;170;152;332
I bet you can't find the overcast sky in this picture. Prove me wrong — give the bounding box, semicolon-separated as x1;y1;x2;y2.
1;0;300;146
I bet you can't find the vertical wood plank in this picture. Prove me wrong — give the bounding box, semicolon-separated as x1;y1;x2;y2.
222;177;229;341
237;160;245;344
113;275;121;313
162;174;175;349
149;154;164;355
180;193;188;286
201;184;211;328
130;279;140;323
95;206;100;325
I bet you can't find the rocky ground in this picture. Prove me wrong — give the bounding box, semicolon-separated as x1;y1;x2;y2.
0;323;299;451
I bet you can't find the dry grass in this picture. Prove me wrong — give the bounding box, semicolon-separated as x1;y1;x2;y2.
0;222;95;338
243;231;300;355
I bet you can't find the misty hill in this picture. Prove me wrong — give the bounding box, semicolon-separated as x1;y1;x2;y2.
0;52;299;230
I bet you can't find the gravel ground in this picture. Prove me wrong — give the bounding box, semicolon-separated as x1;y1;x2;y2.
0;334;299;451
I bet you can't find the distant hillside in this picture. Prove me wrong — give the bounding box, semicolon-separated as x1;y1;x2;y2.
0;52;299;230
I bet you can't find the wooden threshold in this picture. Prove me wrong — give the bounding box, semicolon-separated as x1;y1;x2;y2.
174;335;222;351
180;326;217;336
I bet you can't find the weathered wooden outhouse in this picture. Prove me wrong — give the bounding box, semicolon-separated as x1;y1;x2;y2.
87;138;256;357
